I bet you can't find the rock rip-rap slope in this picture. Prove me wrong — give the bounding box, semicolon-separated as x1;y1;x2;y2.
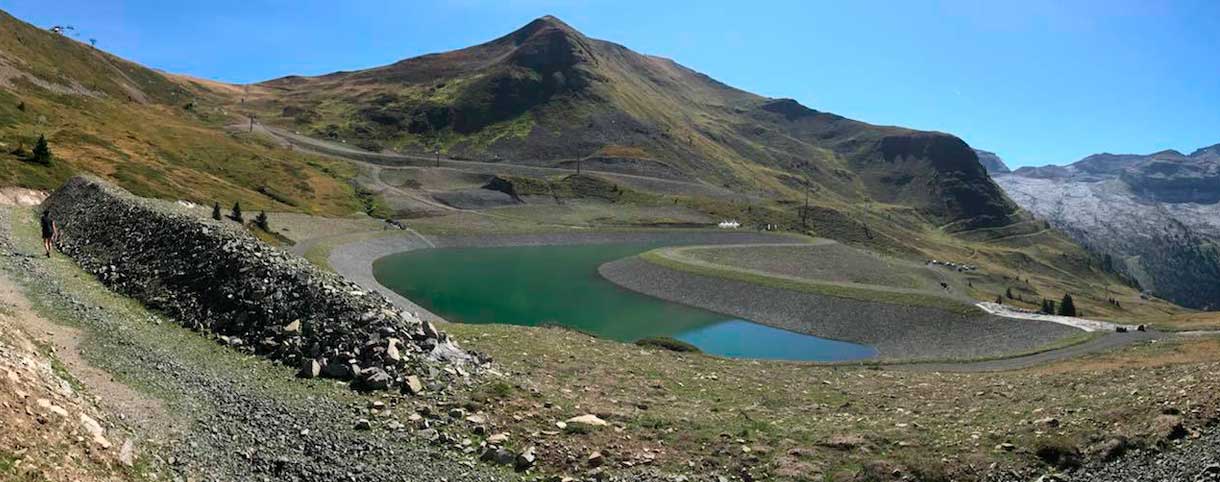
43;175;480;391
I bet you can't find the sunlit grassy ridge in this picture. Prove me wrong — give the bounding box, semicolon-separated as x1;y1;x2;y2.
0;10;365;216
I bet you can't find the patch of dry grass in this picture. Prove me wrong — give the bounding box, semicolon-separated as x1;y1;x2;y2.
447;320;1220;481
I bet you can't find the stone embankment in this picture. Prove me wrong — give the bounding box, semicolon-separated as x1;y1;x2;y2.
43;175;478;392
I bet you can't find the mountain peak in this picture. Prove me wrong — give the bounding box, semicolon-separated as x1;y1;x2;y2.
1190;143;1220;159
511;15;582;43
502;15;595;73
1150;149;1187;160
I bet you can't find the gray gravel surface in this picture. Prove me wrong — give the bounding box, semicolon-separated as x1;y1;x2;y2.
0;207;513;482
1066;428;1220;482
984;428;1220;482
599;257;1080;361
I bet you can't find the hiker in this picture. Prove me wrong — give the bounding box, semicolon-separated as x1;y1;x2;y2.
40;210;58;257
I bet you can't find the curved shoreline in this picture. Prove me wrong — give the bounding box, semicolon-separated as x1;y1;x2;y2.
328;227;1154;367
328;228;800;323
598;256;1081;360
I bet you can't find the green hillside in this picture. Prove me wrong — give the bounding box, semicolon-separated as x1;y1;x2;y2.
236;16;1013;229
0;10;1182;321
0;10;365;215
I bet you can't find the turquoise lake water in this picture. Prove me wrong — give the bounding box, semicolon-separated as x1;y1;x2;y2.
372;243;876;361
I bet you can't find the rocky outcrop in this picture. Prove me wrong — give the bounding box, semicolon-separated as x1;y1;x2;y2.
974;149;1011;174
997;142;1220;308
42;175;478;391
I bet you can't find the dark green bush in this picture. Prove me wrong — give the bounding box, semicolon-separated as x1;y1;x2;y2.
634;337;701;353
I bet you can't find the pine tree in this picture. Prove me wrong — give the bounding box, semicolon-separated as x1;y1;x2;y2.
31;134;51;165
1058;293;1077;317
1005;287;1014;299
995;294;1003;304
212;202;222;221
1041;299;1057;315
230;202;243;223
254;211;269;231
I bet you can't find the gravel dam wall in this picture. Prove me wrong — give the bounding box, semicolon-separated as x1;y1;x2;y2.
43;175;476;392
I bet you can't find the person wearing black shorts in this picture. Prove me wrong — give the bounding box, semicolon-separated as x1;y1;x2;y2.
40;210;57;257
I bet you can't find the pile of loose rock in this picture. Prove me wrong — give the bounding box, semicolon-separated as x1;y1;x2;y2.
43;175;482;392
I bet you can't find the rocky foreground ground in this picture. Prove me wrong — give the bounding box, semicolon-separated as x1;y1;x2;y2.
0;206;512;481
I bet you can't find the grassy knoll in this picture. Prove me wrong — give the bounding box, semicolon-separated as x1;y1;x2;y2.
639;246;979;315
679;242;944;291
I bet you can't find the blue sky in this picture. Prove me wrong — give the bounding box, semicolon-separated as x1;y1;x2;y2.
6;0;1219;168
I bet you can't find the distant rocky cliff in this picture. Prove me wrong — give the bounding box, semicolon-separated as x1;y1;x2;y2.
994;145;1220;309
43;176;478;391
973;149;1010;174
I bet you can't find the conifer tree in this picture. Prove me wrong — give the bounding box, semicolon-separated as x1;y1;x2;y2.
254;211;269;231
32;134;51;165
231;202;243;223
212;202;222;221
1058;293;1077;317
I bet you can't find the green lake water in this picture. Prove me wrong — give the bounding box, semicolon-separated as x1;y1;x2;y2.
372;243;876;361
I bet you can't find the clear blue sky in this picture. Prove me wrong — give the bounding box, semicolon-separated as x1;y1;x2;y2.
6;0;1219;168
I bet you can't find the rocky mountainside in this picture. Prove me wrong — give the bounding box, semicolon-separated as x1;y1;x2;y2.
974;149;1010;174
240;16;1016;229
995;145;1220;309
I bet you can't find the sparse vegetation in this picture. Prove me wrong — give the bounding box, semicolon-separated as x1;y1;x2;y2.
634;336;701;353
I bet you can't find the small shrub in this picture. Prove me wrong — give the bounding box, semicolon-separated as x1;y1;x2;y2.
31;134;51;165
473;381;514;403
1035;437;1082;469
230;202;243;222
254;211;269;230
211;202;222;220
634;337;701;353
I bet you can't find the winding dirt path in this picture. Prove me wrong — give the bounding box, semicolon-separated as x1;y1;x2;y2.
0;266;171;430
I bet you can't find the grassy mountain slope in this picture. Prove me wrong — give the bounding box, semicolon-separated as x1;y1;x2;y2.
0;10;1181;320
0;10;365;215
237;16;1014;229
219;15;1178;321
